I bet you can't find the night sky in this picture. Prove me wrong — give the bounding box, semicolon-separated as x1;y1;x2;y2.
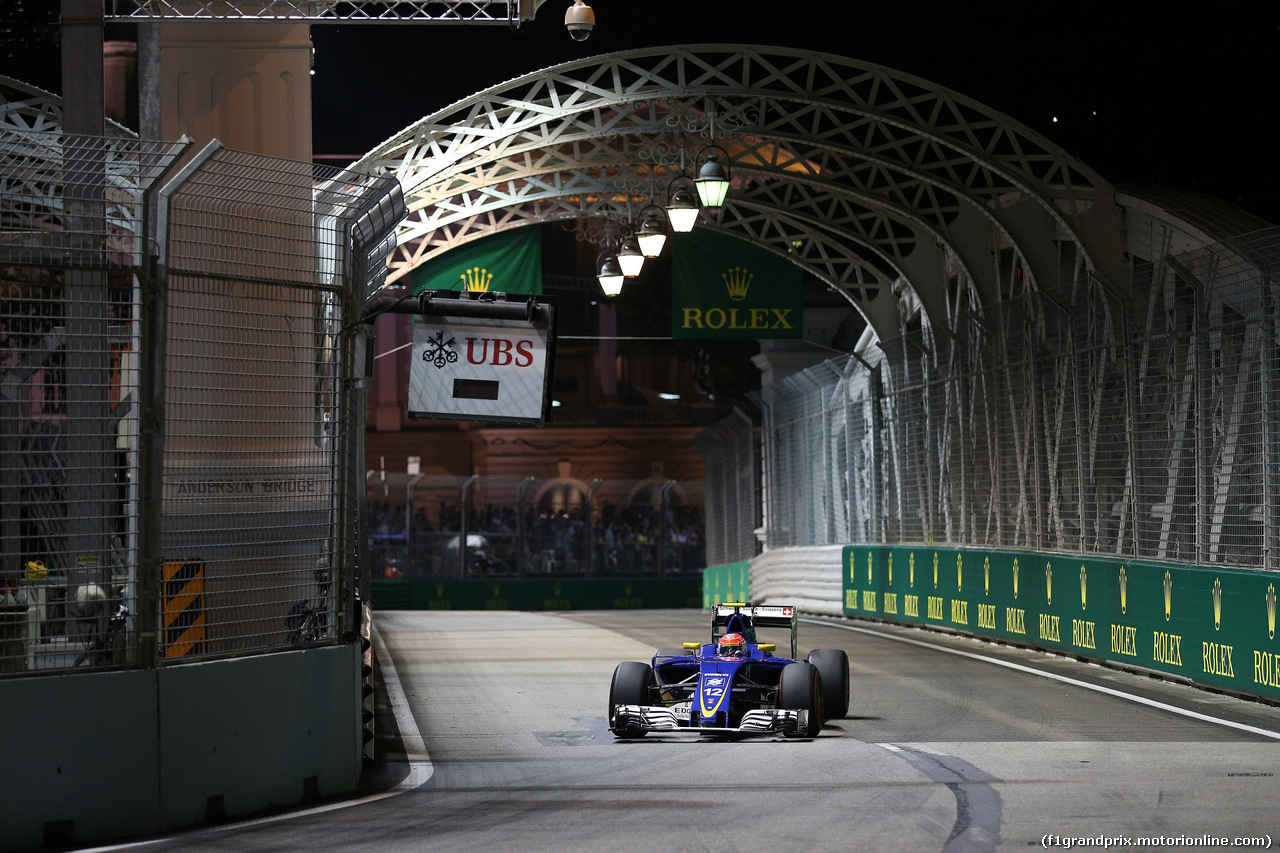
309;1;1280;223
1;3;1275;222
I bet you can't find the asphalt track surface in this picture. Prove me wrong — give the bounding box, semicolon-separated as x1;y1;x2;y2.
91;609;1280;853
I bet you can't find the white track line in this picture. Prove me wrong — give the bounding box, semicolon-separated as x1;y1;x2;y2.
82;629;433;851
804;617;1280;741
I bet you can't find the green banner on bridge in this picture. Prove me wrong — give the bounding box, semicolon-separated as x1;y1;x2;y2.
410;227;542;295
671;230;802;340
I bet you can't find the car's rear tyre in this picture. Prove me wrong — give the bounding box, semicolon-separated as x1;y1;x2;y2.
778;661;823;737
609;661;655;738
807;648;850;720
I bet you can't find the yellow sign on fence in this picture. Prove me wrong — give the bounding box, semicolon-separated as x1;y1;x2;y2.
162;559;205;658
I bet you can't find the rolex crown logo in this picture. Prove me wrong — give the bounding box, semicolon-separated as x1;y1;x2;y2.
1046;562;1053;606
1080;565;1087;611
1013;557;1019;599
867;551;873;584
723;266;753;301
1119;567;1127;614
956;553;963;592
1212;579;1221;631
1268;584;1276;640
984;557;990;596
933;552;939;589
1163;571;1172;621
909;552;915;588
462;266;494;292
888;552;893;585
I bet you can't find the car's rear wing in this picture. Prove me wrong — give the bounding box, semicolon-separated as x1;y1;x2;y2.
713;603;797;660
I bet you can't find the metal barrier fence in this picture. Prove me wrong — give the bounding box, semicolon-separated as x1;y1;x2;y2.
367;473;706;578
712;228;1280;569
691;408;759;566
0;129;403;675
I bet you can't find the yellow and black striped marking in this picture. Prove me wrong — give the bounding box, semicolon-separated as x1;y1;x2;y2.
162;559;205;658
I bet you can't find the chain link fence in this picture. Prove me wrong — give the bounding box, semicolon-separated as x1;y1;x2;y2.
714;228;1280;570
691;408;759;566
367;472;706;579
0;129;403;674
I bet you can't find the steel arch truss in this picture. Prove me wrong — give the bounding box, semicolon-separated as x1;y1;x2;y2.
359;45;1123;342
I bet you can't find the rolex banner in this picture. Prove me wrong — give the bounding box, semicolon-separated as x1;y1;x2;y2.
410;227;542;295
671;229;802;340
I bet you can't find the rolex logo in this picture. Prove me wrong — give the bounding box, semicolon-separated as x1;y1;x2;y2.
888;552;893;585
848;551;856;582
956;553;963;592
1268;584;1276;640
1080;565;1087;610
1212;578;1221;631
867;551;873;584
933;552;939;589
1046;562;1053;606
1119;567;1127;614
1013;557;1019;599
723;266;753;301
984;557;990;596
909;552;915;588
1163;571;1172;621
462;266;494;292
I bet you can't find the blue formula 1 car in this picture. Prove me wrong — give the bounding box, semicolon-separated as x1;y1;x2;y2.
608;603;850;738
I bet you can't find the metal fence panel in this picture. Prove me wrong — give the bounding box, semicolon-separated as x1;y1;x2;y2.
0;131;402;675
729;228;1280;571
367;473;707;579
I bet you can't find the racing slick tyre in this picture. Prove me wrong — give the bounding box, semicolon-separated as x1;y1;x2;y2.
609;661;655;738
778;661;823;738
807;648;850;720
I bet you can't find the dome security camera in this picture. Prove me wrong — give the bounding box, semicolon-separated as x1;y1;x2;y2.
565;0;594;41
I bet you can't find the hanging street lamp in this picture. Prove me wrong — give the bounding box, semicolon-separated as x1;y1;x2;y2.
635;206;668;258
616;234;645;277
596;251;624;296
693;145;731;208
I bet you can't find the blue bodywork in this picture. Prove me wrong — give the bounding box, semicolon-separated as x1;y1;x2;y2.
652;613;797;730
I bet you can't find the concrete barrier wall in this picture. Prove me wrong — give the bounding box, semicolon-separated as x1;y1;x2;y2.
1;644;361;851
750;545;845;616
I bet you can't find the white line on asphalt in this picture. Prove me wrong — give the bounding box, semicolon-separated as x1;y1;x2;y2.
804;617;1280;741
80;629;433;851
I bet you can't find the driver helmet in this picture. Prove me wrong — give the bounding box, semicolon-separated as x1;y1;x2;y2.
718;632;747;657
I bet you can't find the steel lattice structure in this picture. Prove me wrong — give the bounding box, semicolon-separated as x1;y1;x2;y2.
357;45;1125;341
103;0;521;23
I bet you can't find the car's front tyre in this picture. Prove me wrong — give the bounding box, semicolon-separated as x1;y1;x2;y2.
609;661;655;738
807;648;850;720
778;661;823;738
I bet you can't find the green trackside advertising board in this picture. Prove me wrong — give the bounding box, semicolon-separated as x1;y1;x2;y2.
410;227;542;295
842;545;1280;702
702;560;751;608
671;229;802;340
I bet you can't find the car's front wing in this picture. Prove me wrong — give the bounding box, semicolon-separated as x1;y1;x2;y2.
611;704;807;736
